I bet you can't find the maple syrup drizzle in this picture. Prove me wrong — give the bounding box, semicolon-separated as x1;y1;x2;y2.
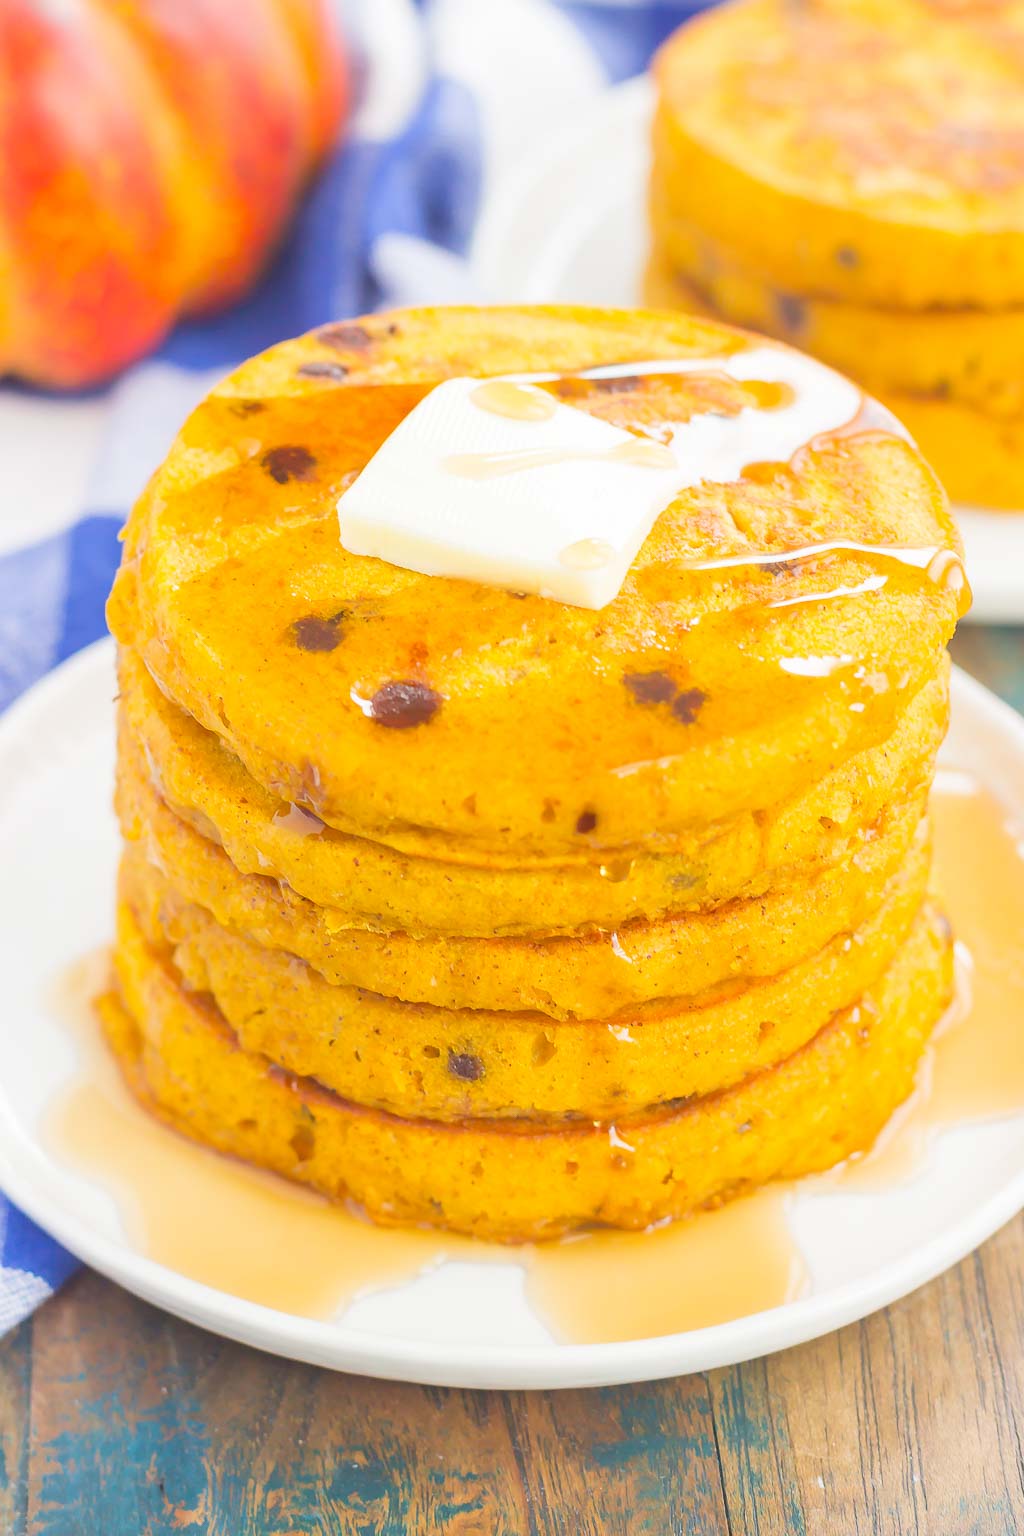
469;379;557;421
460;357;967;620
444;437;676;480
271;804;325;837
832;772;1024;1189
675;540;971;616
43;772;1024;1344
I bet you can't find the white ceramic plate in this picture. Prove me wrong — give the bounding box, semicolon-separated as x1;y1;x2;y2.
3;639;1024;1388
471;75;1024;625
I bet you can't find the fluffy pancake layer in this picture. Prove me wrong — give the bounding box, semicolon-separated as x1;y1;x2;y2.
117;741;932;1021
122;813;930;1121
103;898;954;1241
107;307;960;854
645;226;1024;422
120;642;949;937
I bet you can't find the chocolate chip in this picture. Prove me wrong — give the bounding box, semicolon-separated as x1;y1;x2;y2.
297;361;349;381
835;245;860;269
317;322;374;351
229;399;266;416
672;688;707;724
624;670;677;705
576;809;599;834
776;292;806;334
262;445;317;484
291;611;346;652
448;1051;484;1081
369;680;442;728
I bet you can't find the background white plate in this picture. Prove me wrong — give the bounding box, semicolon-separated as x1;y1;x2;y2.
471;75;1024;626
3;640;1024;1388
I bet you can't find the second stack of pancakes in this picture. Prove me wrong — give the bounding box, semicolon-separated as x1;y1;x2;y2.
647;0;1024;511
106;305;963;1241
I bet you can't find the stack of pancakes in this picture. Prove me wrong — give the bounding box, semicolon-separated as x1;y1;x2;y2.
648;0;1024;510
105;304;962;1242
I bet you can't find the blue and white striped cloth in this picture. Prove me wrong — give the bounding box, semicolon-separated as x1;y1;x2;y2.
0;0;711;1334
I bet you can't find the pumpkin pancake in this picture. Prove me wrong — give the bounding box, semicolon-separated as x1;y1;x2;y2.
645;218;1024;420
120;642;949;936
881;393;1024;512
103;898;953;1241
117;747;932;1021
653;1;1024;311
107;305;961;859
121;821;930;1122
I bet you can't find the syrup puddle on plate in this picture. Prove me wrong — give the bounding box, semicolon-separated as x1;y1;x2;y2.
44;771;1024;1345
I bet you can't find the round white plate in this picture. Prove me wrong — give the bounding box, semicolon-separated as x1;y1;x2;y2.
472;75;1024;626
3;640;1024;1387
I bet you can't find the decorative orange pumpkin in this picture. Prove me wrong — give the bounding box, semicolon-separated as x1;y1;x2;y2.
0;0;349;388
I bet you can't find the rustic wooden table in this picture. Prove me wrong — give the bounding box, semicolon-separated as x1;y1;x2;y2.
2;627;1022;1536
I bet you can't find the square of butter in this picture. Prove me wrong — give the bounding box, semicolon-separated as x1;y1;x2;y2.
336;377;687;609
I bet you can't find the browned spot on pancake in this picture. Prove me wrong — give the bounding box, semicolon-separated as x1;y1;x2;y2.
576;808;599;835
297;361;349;381
262;445;317;484
672;688;707;725
448;1051;484;1082
369;680;442;729
291;611;346;652
624;670;677;705
541;798;558;823
592;376;640;394
289;1122;316;1162
228;399;266;416
554;374;640;401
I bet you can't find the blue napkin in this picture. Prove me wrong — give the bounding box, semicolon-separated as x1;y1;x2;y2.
0;0;711;1333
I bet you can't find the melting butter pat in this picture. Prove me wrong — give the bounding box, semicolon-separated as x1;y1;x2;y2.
336;377;688;609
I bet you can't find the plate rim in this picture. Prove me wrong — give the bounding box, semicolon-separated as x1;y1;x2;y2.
4;639;1024;1389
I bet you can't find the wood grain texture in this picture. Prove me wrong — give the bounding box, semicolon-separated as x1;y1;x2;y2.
2;627;1023;1534
502;1381;729;1534
0;1319;31;1536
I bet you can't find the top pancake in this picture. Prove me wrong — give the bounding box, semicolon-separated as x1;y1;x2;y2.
654;0;1024;309
107;305;960;856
